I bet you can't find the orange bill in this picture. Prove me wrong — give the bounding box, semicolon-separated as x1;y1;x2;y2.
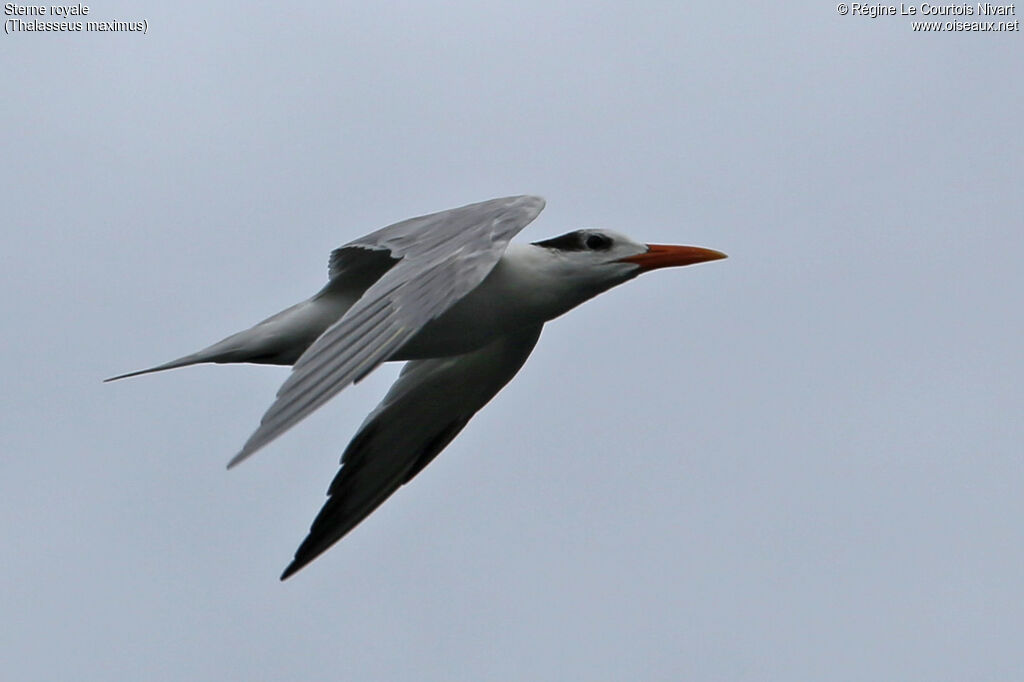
618;244;727;272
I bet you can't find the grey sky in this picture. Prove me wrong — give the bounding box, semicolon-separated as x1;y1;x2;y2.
3;2;1022;680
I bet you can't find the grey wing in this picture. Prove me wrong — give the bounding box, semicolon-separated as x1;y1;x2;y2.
279;325;543;580
229;195;545;467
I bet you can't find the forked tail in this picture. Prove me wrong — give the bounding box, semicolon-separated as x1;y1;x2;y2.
103;351;212;382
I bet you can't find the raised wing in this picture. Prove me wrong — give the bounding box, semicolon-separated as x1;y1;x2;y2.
229;195;545;467
280;325;543;579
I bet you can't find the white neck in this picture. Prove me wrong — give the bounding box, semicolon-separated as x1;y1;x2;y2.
395;243;636;359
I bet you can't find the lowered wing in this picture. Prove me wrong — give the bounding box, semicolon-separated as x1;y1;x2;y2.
280;325;543;579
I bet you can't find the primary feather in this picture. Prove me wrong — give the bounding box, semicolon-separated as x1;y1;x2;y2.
228;195;545;466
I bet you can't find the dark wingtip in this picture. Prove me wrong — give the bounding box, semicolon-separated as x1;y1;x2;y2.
280;561;301;581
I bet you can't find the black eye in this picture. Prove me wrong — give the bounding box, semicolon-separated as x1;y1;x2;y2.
585;233;612;250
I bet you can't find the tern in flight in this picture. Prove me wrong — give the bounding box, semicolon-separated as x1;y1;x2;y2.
107;196;726;579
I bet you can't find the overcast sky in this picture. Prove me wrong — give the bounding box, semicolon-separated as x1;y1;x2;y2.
3;2;1022;680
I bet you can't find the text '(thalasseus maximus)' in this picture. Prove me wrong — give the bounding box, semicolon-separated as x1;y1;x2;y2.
107;196;726;579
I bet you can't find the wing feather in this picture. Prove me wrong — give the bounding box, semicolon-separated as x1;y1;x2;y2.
229;195;545;467
279;325;542;579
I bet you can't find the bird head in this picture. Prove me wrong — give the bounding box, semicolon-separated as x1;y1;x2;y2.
532;229;727;293
522;229;727;321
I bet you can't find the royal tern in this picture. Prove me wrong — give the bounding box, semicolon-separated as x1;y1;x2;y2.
107;196;726;579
